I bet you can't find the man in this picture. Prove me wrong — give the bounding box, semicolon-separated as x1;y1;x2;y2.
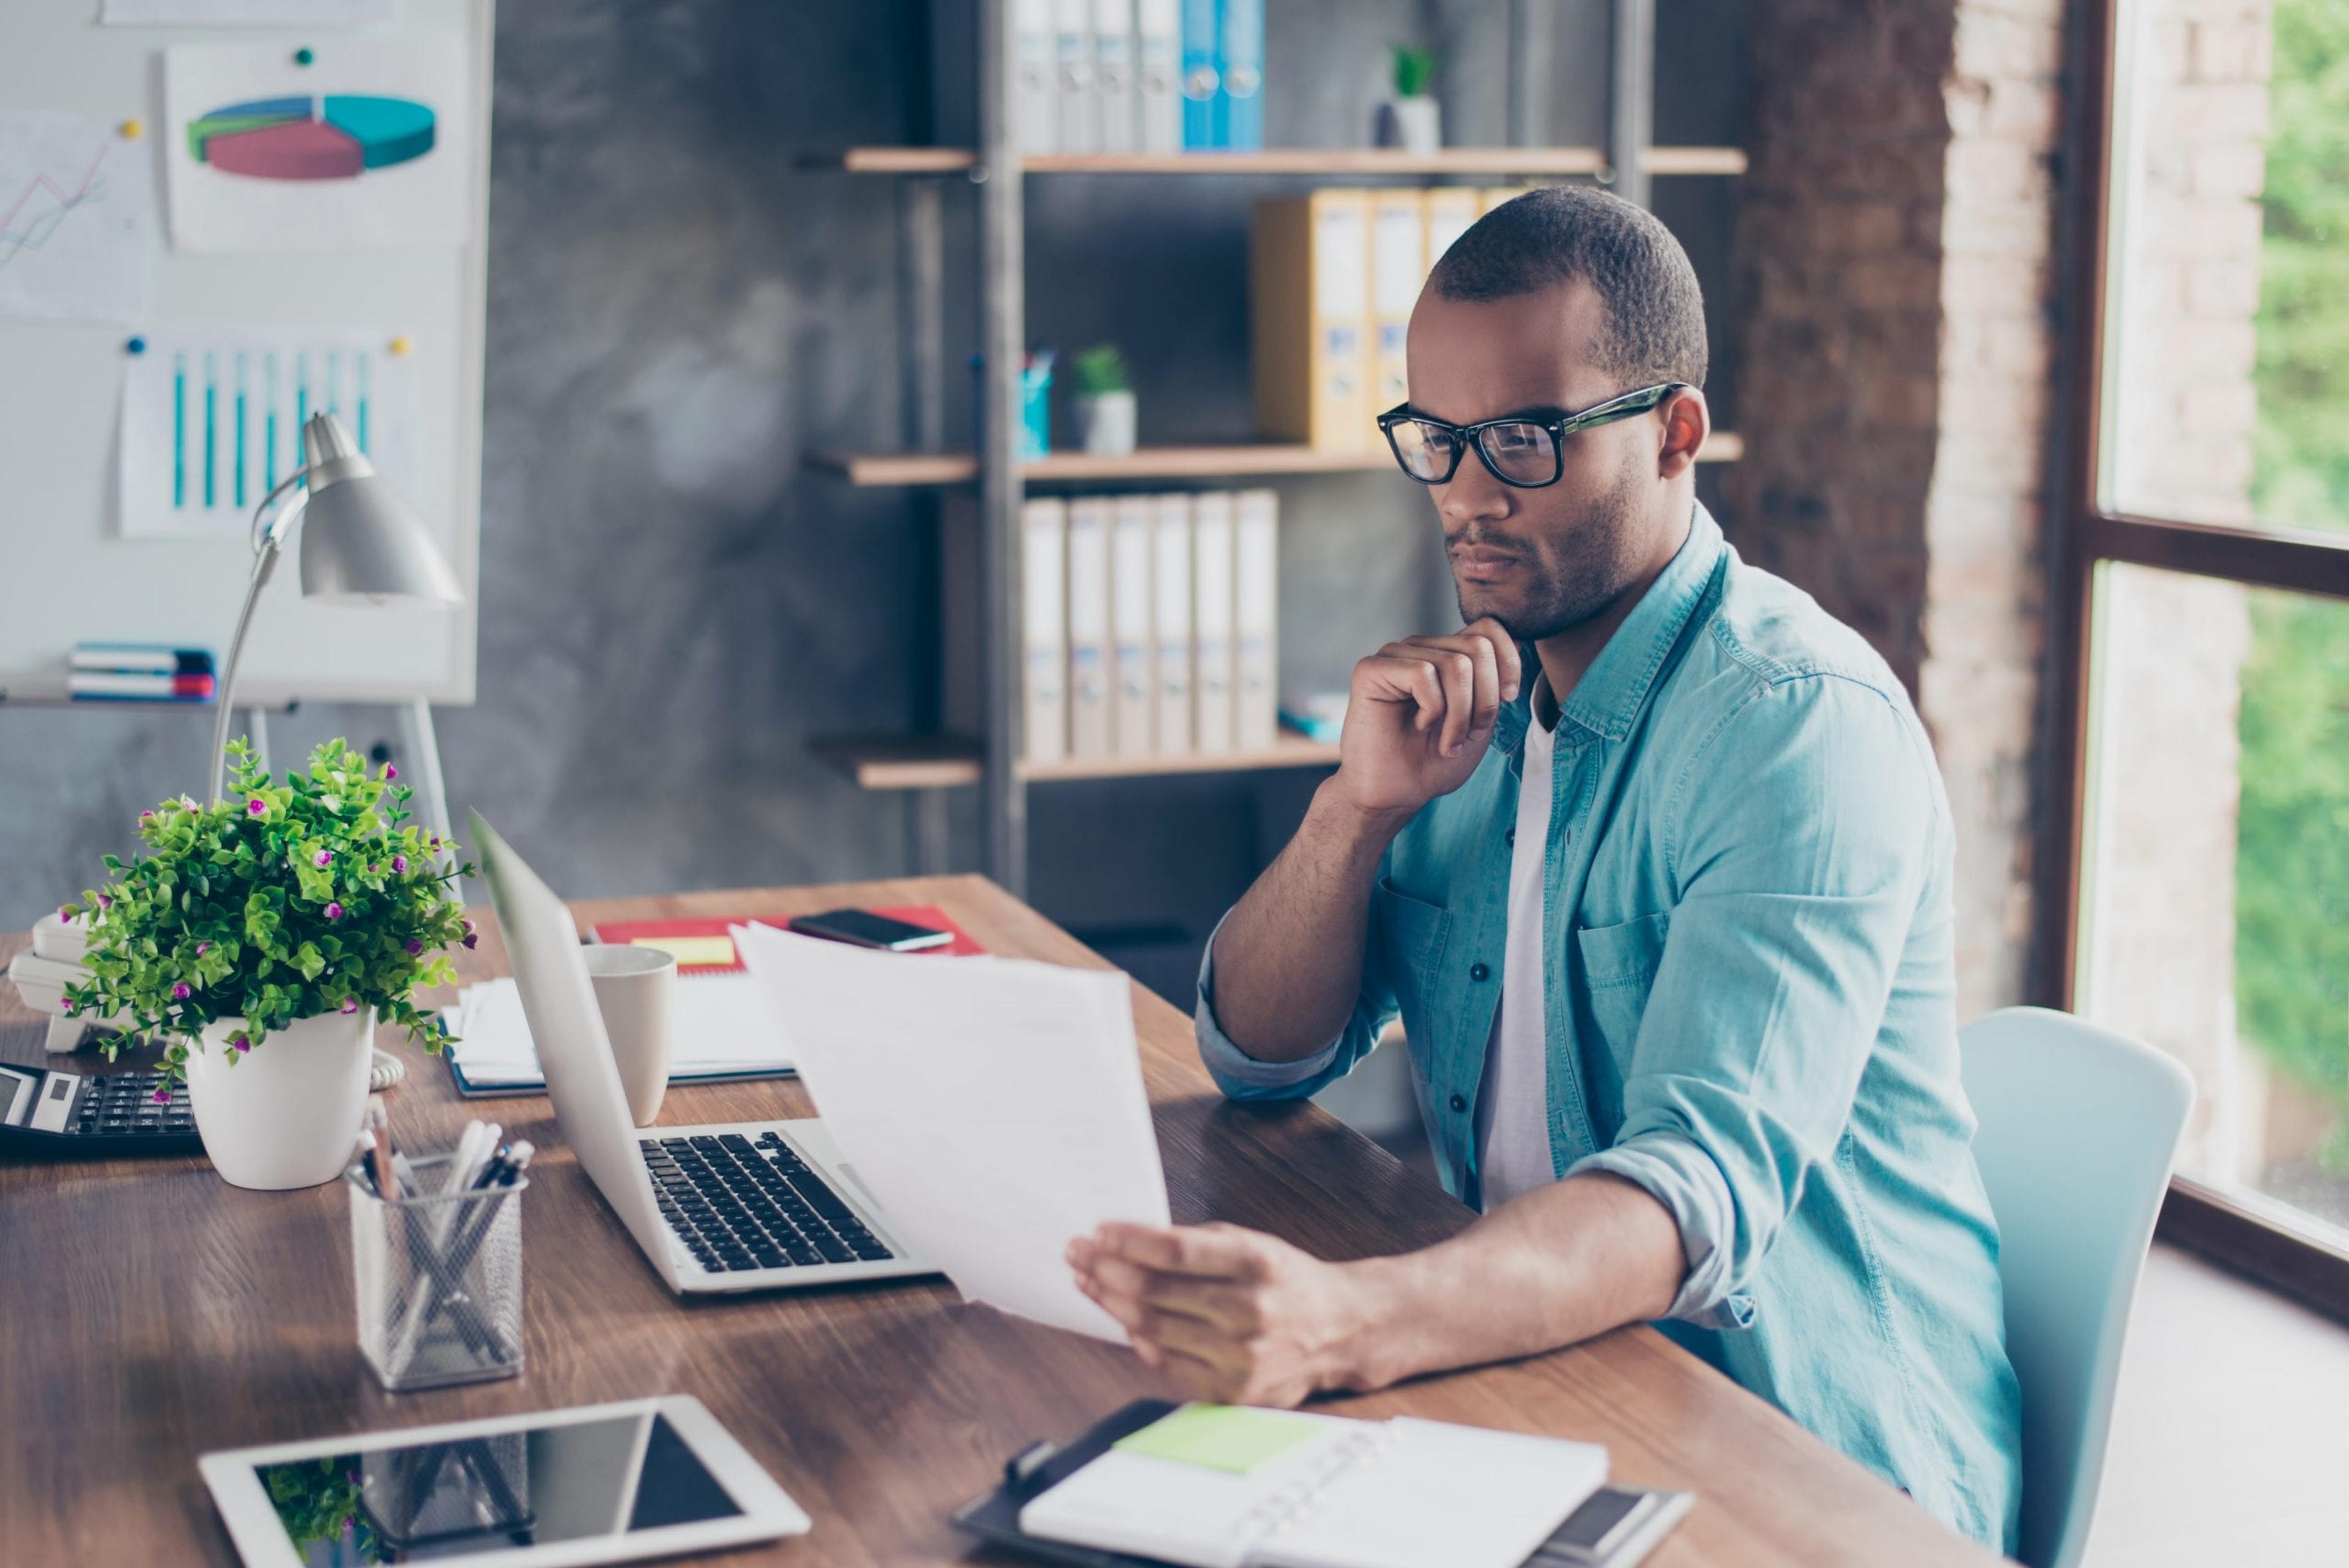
1066;186;2022;1550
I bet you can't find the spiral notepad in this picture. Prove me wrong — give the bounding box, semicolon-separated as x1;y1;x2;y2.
1017;1405;1608;1568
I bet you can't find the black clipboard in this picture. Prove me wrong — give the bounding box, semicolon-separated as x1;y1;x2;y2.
949;1399;1694;1568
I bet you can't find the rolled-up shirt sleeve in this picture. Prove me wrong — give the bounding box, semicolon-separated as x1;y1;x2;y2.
1196;903;1399;1102
1568;673;1939;1330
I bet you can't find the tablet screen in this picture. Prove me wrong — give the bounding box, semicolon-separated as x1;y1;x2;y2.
248;1411;741;1564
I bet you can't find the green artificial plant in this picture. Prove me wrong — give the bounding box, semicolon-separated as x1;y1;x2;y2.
61;738;477;1085
1072;344;1132;398
1391;43;1438;100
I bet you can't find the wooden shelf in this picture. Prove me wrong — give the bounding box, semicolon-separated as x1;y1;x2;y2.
811;732;984;790
811;432;1743;487
815;147;1615;177
811;729;1340;791
1638;146;1748;176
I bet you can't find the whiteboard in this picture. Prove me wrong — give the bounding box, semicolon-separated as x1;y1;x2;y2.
0;0;489;705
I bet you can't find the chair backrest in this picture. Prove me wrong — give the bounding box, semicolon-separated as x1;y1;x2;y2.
1958;1006;2194;1568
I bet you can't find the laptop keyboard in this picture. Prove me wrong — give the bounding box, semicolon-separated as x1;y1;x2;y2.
645;1131;896;1274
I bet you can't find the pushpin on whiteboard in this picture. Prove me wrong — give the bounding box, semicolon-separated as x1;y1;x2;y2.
119;119;144;140
125;336;147;355
388;335;414;358
293;46;315;66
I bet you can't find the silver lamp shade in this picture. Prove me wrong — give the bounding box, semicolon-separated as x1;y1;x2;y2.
295;413;462;605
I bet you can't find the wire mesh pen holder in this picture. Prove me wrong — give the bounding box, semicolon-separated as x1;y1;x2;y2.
349;1155;528;1391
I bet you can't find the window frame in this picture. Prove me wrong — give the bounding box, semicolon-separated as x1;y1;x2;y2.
2046;0;2349;1320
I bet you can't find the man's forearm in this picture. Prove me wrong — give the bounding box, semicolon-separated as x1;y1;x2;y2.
1209;780;1412;1063
1334;1173;1687;1388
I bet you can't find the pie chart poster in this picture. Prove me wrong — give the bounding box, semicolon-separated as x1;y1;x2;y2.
163;35;471;253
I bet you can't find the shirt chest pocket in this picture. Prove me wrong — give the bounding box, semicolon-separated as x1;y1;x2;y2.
1371;877;1452;1038
1573;910;1670;1087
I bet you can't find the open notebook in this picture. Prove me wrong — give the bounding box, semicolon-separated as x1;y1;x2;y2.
442;906;982;1096
1017;1404;1609;1568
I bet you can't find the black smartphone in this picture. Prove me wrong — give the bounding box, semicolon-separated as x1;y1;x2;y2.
786;908;954;952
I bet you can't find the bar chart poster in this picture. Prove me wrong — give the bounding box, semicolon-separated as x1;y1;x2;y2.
163;35;470;252
0;112;151;324
117;330;418;540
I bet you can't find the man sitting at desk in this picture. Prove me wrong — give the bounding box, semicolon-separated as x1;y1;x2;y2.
1067;186;2022;1551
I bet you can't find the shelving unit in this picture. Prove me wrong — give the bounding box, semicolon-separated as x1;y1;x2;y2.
805;0;1743;890
810;433;1744;489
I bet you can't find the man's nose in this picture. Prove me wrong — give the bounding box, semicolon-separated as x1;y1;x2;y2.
1435;457;1515;529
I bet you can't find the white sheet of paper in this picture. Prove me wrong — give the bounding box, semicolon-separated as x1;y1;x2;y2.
444;974;791;1086
0;113;152;325
105;0;390;23
163;35;472;253
116;328;420;539
734;924;1170;1342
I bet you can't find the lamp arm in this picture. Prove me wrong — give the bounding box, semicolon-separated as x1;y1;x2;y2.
208;473;310;807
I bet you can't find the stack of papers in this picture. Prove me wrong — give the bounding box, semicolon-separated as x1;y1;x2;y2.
442;973;792;1091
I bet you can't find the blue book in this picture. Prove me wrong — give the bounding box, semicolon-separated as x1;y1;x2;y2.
1179;0;1220;149
1216;0;1263;150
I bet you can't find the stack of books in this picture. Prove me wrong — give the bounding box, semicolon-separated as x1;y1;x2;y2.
1017;0;1261;155
943;490;1280;765
68;643;217;703
1254;186;1535;450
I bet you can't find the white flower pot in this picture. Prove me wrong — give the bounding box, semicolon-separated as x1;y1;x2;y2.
1074;390;1137;456
1376;95;1442;154
184;1010;376;1191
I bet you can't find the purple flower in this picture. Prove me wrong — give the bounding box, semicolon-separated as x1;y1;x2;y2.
58;905;72;921
325;901;345;921
62;999;77;1017
232;1034;250;1053
384;763;398;780
340;997;360;1015
462;932;478;950
461;917;476;934
405;938;424;956
139;809;154;819
313;849;333;868
96;894;112;909
195;941;210;957
171;982;191;1000
152;1088;171;1104
247;798;267;817
392;855;408;874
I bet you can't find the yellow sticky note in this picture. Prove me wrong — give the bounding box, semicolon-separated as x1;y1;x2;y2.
631;935;736;967
1111;1405;1323;1475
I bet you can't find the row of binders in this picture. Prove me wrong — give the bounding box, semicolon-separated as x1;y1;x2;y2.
1015;0;1263;156
68;642;217;702
948;492;1278;764
1255;186;1538;451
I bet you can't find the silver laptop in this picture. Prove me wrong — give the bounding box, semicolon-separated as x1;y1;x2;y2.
471;811;933;1295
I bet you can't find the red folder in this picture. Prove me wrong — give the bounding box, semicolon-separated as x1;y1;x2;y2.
590;905;985;973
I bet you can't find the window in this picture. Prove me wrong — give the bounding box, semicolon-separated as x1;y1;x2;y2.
2059;0;2349;1299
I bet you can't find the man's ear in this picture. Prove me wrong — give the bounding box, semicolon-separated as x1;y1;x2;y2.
1656;388;1710;480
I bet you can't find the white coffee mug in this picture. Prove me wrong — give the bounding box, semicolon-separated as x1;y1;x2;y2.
583;944;675;1126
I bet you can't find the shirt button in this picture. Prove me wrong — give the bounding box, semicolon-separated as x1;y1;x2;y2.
1469;961;1490;982
1449;1093;1468;1114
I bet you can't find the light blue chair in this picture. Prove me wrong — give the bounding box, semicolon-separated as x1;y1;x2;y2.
1959;1007;2194;1568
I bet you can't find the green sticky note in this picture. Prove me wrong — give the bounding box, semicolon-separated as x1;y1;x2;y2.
1111;1404;1324;1475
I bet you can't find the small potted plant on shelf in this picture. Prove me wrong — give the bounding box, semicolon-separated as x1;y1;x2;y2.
62;738;475;1191
1071;344;1138;457
1375;44;1442;153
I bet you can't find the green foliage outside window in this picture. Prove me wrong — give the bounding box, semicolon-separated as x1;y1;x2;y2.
2238;0;2349;1161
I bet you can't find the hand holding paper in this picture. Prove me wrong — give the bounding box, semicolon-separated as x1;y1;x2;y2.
733;925;1170;1342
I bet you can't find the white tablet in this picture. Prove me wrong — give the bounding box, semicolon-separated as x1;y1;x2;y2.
199;1395;811;1568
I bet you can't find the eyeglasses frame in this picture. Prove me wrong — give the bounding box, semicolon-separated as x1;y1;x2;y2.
1376;381;1691;489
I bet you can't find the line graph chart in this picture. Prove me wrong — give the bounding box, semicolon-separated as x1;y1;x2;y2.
0;112;150;325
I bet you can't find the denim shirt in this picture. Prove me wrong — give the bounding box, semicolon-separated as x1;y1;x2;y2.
1195;506;2022;1551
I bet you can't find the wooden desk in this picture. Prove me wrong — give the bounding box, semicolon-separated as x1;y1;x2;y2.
0;876;2002;1567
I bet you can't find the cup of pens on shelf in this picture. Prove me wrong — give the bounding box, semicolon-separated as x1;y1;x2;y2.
348;1106;532;1391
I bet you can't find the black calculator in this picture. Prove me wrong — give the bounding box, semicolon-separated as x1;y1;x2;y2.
0;1062;203;1156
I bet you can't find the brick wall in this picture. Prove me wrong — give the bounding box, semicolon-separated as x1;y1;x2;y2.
1726;0;2066;1018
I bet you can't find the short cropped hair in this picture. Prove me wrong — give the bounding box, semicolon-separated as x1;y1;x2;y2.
1429;184;1708;389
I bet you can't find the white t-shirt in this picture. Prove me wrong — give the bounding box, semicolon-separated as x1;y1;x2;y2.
1474;703;1559;1211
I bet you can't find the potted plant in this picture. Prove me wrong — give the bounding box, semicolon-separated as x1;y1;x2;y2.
1375;45;1441;153
1071;344;1138;457
62;739;475;1191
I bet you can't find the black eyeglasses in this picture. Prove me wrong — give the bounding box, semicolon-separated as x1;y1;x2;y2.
1378;382;1688;489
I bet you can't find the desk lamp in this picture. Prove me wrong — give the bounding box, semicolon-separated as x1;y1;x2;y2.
207;411;462;806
